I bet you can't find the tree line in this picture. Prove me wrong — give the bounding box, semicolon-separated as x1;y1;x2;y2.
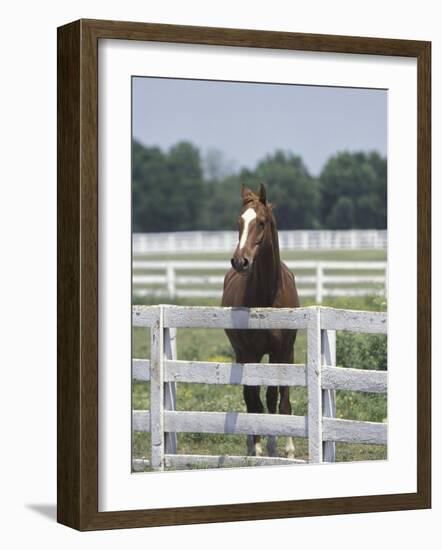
132;140;387;233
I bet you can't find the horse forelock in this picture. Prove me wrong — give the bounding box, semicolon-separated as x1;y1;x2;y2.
242;196;255;206
240;199;273;216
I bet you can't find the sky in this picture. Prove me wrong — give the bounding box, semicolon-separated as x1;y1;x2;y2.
132;77;387;177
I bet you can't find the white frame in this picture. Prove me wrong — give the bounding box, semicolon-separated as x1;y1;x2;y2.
98;39;417;512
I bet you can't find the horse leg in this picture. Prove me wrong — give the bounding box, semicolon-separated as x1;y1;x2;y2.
243;385;264;456
266;386;278;456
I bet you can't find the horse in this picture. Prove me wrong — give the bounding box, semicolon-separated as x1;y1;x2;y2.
221;183;300;458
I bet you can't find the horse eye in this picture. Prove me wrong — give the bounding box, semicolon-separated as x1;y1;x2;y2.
258;221;265;228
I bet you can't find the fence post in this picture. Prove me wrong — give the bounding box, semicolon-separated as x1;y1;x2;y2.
302;231;309;250
351;230;357;249
316;262;324;304
321;329;336;462
167;265;176;299
307;307;323;463
150;305;165;470
164;327;177;455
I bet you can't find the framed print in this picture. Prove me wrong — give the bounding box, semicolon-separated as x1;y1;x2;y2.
57;19;431;530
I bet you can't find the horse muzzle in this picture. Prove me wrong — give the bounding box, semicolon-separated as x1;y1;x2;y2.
231;256;250;273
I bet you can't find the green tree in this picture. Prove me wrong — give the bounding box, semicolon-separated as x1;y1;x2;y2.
202;173;243;230
166;142;206;231
319;151;387;229
132;140;387;232
202;148;236;182
132;141;169;232
132;140;206;232
327;196;355;228
242;151;320;229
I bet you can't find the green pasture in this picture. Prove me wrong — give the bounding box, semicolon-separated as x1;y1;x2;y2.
133;248;387;298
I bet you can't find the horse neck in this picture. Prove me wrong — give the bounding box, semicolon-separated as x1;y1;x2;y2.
245;222;281;307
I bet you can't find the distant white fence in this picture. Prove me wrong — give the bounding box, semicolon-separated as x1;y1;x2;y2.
132;305;387;471
133;260;387;304
133;229;387;255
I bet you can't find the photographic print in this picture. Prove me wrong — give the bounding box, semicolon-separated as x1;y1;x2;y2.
57;19;430;530
131;77;388;471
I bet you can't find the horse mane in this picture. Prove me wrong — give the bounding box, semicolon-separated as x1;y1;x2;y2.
268;205;282;285
242;188;280;266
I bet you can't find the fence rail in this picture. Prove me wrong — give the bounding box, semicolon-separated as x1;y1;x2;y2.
133;260;387;304
132;305;387;470
133;229;387;255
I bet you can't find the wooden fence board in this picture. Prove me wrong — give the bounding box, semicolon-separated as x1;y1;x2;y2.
132;411;307;437
164;411;308;437
164;360;307;387
132;305;159;327
167;454;305;468
323;418;387;445
132;259;387;303
132;359;150;382
133;410;150;432
163;305;312;329
322;366;387;393
132;412;387;445
131;455;306;471
320;307;387;333
131;363;387;394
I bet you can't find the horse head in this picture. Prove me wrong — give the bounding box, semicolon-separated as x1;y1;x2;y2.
231;183;276;274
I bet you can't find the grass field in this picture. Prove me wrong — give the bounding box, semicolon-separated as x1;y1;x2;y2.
133;248;387;298
132;249;388;469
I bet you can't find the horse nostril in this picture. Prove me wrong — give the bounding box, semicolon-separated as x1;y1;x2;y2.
231;257;250;272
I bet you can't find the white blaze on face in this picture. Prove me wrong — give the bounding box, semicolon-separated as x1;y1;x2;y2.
239;208;256;250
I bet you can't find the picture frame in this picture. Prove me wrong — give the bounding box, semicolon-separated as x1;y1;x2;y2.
57;18;431;530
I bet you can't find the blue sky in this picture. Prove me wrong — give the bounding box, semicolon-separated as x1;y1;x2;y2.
133;77;387;177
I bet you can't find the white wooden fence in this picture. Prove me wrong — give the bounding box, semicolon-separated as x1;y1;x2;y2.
133;260;387;304
133;229;387;255
132;305;387;471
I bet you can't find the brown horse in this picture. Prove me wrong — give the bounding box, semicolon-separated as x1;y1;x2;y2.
221;183;300;458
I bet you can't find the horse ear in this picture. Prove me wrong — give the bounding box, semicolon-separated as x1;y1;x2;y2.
241;184;255;205
258;183;267;204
